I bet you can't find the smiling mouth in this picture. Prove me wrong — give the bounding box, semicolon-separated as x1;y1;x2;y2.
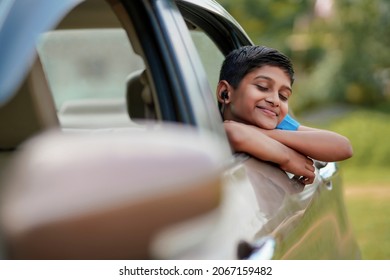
256;106;279;117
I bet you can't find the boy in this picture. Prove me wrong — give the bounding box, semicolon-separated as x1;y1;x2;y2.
216;45;352;185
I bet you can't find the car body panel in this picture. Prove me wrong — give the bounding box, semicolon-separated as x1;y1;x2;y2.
0;0;360;259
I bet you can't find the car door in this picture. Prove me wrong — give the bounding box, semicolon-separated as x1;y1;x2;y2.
141;0;361;259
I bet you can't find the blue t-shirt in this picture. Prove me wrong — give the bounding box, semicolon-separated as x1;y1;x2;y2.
276;114;300;131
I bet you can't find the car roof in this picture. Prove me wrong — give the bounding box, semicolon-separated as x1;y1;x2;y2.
179;0;246;30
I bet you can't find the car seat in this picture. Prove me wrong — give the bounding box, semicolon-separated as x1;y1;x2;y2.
126;69;156;120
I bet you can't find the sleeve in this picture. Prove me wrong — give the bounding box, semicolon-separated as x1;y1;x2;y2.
276;114;300;131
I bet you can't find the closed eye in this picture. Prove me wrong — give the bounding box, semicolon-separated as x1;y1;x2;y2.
279;93;289;101
256;84;268;91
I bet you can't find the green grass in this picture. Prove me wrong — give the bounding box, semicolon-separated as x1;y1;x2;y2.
344;188;390;259
342;167;390;186
342;167;390;259
311;105;390;259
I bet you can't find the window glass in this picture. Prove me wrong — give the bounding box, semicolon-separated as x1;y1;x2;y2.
37;29;144;111
33;0;152;129
36;27;147;129
190;30;224;104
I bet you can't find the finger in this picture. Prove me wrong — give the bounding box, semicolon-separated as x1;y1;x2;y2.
303;167;315;179
302;169;315;184
300;176;314;185
306;163;315;172
306;172;315;184
305;176;314;185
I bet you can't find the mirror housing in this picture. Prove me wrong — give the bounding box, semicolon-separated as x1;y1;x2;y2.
0;124;226;259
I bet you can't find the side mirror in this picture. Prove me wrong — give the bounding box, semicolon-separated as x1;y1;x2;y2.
0;124;227;259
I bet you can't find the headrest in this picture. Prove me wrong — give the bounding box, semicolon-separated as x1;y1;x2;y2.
126;69;155;120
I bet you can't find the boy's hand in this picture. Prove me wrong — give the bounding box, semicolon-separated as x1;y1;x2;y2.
278;150;315;185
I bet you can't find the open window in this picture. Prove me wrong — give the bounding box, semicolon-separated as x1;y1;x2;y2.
33;0;160;129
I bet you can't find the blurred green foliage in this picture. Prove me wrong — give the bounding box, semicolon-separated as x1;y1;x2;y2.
299;104;390;171
329;108;390;168
218;0;390;113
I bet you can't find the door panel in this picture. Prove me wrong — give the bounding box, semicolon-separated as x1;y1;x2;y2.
239;158;360;259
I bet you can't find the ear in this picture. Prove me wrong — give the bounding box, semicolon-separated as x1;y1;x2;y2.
216;80;231;104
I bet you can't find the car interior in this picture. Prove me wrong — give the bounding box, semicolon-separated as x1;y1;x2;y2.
9;2;224;130
37;28;146;128
0;0;226;259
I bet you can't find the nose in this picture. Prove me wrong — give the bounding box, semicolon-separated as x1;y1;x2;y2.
265;91;280;107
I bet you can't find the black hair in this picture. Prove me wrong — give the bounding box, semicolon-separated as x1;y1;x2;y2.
219;45;295;88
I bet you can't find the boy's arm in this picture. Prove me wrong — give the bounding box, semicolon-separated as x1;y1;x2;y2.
224;121;315;184
263;125;353;162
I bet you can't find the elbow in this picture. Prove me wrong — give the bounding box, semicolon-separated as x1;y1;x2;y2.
339;137;354;160
229;131;247;152
321;136;353;162
224;123;244;152
344;142;354;159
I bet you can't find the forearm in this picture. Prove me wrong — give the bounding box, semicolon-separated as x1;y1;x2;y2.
225;121;289;165
263;127;353;162
224;121;315;183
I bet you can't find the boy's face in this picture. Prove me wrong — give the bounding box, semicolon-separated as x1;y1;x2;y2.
228;65;292;129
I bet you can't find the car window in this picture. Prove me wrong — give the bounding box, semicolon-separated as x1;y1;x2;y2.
33;1;154;129
37;29;144;111
33;0;225;130
189;30;224;104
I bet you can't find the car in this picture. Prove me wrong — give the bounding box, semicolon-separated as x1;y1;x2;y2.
0;0;360;259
